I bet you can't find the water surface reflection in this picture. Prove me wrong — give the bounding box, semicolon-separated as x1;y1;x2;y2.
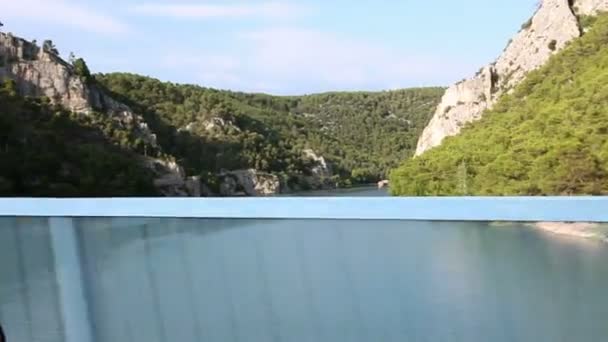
1;218;608;342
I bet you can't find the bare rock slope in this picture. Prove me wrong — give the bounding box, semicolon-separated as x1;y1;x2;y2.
0;34;157;145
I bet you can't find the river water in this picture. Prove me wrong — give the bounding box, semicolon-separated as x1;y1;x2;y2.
1;190;608;342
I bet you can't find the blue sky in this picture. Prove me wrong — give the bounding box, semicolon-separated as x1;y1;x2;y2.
2;0;538;95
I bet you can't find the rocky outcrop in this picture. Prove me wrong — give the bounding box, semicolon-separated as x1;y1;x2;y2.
184;176;202;197
303;149;332;177
179;117;241;134
202;117;240;132
302;149;334;188
0;33;158;147
415;0;608;156
219;169;282;196
377;180;390;189
142;159;198;196
574;0;608;14
0;36;91;112
216;149;335;196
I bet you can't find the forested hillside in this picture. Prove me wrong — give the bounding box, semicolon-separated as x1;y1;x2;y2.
98;73;442;187
286;90;442;182
390;14;608;196
0;80;158;196
0;25;444;197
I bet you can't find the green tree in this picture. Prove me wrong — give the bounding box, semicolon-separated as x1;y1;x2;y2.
42;40;59;55
73;58;91;81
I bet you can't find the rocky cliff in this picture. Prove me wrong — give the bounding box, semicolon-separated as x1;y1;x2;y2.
0;33;156;145
415;0;608;156
302;149;333;189
219;170;282;196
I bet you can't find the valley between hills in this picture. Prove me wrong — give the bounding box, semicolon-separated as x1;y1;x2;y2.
1;0;607;197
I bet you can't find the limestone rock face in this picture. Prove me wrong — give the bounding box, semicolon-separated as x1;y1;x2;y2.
145;159;189;196
574;0;608;15
143;159;206;197
219;176;240;196
216;149;335;196
415;0;607;156
185;176;203;197
202;117;240;132
417;66;495;155
303;149;332;178
1;35;90;112
0;33;158;147
302;149;334;189
219;169;281;196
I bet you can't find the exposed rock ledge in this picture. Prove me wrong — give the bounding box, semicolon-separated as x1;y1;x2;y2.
531;222;608;243
0;33;158;147
145;158;210;197
415;0;608;155
219;169;282;196
216;149;334;197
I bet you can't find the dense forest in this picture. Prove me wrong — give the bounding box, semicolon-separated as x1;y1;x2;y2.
97;73;443;188
390;14;608;196
0;80;158;196
285;90;442;181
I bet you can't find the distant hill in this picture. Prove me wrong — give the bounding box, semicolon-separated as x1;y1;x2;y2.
391;13;608;196
98;73;442;188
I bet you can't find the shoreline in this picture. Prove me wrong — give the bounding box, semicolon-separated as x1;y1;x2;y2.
283;184;387;197
529;222;608;243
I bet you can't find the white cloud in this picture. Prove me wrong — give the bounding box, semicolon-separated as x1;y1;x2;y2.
0;0;129;34
131;2;306;19
160;28;470;94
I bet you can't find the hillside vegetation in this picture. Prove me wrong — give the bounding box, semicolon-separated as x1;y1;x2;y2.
0;80;158;196
390;14;608;196
97;73;442;188
286;90;442;181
